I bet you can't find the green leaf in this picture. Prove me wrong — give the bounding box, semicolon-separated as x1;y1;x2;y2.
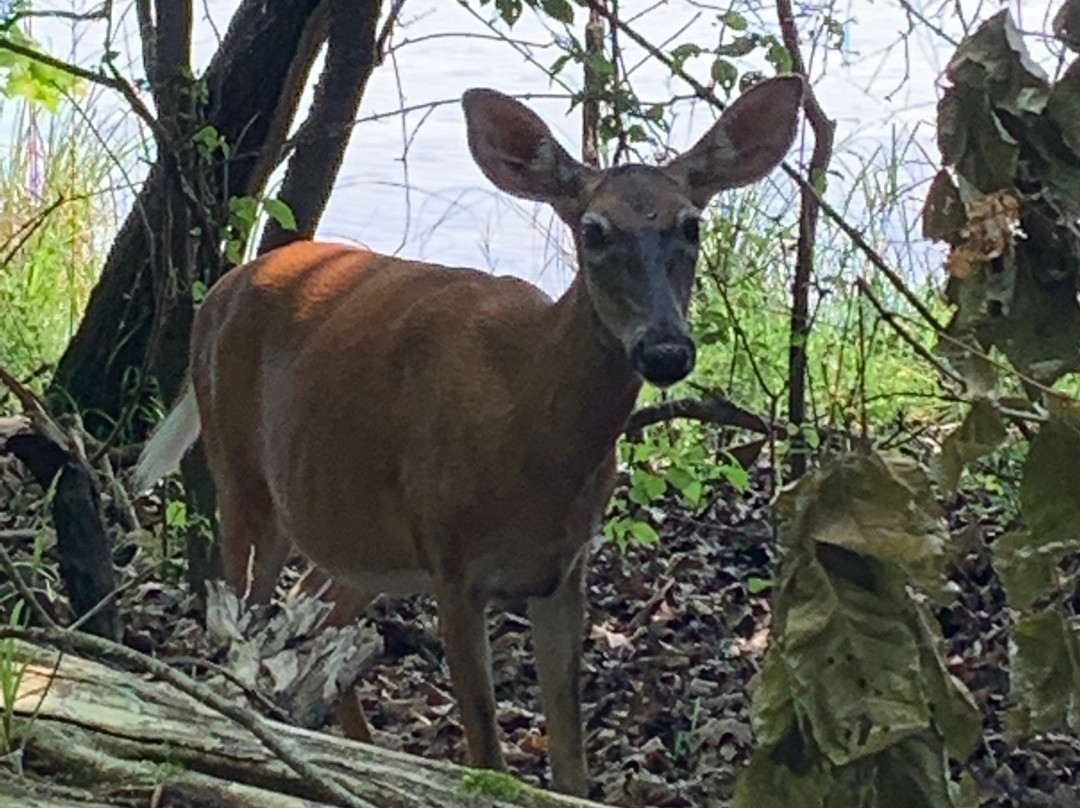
631;468;666;500
670;43;703;61
765;40;793;74
225;238;243;265
549;53;572;76
165;501;188;529
717;36;757;58
262;197;297;231
539;0;573;24
629;520;660;544
933;399;1007;493
746;576;772;594
711;57;738;90
722;10;748;31
228;195;258;231
665;465;697;494
494;0;523;25
681;480;703;506
191;280;208;304
719;462;750;493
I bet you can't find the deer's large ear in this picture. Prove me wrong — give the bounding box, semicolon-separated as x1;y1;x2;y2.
463;89;593;222
667;75;805;207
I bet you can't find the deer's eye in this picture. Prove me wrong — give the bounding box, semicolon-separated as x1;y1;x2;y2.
681;216;701;244
582;221;607;251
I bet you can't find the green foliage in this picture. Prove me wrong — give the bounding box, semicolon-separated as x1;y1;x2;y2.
0;601;30;755
932;398;1007;492
736;453;980;807
0;95;118;390
606;423;749;549
0;15;81;111
460;769;527;800
988;401;1080;733
223;194;297;265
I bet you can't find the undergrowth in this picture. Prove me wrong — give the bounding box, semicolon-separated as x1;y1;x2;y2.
0;92;122;393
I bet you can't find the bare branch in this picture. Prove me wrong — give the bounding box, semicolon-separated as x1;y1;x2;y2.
625;397;773;437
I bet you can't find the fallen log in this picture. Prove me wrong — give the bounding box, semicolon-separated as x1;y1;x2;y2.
0;640;612;808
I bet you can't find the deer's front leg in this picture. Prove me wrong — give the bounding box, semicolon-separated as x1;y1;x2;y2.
529;556;588;796
434;580;506;772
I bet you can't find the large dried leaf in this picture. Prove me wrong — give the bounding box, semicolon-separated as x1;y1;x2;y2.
910;607;981;759
930;10;1080;385
1009;607;1080;733
944;11;1050;116
1054;0;1080;53
937;84;1018;194
776;454;946;576
1020;403;1080;547
779;544;930;765
734;752;829;808
748;645;797;749
991;529;1080;611
933;400;1007;493
922;171;966;243
741;454;980;804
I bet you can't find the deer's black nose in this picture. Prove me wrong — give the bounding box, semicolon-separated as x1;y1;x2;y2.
631;337;695;386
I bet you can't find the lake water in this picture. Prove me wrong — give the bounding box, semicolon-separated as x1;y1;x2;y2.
25;0;1061;295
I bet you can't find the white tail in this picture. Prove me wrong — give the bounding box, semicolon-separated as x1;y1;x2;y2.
133;381;200;494
137;77;804;795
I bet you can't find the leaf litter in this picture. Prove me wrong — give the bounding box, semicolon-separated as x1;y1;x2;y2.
0;453;1077;806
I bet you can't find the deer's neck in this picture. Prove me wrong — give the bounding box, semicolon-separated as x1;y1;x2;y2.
519;276;642;482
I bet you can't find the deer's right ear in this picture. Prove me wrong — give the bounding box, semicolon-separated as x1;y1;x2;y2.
463;89;592;221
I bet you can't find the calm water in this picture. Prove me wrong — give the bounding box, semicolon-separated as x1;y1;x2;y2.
28;1;1060;295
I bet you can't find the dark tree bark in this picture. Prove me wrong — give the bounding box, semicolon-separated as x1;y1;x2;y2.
48;0;338;431
261;0;382;252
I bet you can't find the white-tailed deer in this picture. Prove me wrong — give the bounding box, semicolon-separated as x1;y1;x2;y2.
134;76;803;795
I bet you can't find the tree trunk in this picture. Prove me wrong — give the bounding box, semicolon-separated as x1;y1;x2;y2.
48;0;336;432
260;0;383;252
4;640;612;808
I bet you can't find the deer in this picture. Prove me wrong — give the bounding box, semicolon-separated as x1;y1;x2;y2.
133;75;804;795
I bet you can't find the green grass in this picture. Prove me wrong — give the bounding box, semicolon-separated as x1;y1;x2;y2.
0;92;121;393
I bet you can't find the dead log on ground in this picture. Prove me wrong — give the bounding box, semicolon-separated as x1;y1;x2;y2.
0;640;613;808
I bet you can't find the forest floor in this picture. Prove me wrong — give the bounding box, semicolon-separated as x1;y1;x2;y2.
0;450;1078;807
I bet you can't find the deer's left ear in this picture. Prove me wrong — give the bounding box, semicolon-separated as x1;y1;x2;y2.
666;75;805;207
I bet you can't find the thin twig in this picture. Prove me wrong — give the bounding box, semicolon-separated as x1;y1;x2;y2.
0;530;48;543
66;572;146;634
776;0;835;479
0;543;59;630
855;278;965;387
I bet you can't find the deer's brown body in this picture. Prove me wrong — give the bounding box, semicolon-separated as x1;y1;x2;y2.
195;243;634;602
135;78;804;795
